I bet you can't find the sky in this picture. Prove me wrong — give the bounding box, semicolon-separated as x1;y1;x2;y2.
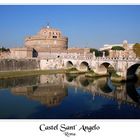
0;5;140;49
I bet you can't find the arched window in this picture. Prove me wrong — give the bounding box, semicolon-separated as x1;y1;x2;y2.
49;32;51;38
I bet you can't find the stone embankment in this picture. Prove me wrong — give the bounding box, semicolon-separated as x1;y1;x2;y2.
0;59;40;72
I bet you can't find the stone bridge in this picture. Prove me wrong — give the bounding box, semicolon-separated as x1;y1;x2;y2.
39;53;140;80
62;54;140;80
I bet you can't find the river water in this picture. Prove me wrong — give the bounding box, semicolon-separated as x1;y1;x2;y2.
0;74;140;119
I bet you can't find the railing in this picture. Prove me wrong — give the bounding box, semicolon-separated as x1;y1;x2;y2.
61;54;139;61
41;53;140;61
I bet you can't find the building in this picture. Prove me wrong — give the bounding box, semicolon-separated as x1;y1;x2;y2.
100;40;136;58
10;47;33;58
9;25;90;59
25;25;68;56
0;51;10;59
99;40;134;51
1;25;136;60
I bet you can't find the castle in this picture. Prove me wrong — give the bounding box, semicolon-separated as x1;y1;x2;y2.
0;25;139;80
9;25;90;59
0;25;136;60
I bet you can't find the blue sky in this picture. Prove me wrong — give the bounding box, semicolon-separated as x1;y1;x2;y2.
0;5;140;49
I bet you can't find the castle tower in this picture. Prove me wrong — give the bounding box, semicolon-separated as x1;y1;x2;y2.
24;25;68;52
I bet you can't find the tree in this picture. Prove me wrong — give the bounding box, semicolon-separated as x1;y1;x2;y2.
0;46;10;52
103;50;109;56
90;48;102;57
111;46;125;51
133;43;140;57
90;48;99;56
90;48;109;57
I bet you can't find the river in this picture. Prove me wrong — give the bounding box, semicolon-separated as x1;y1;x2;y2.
0;74;140;119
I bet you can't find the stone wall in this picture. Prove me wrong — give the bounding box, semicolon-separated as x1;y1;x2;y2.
10;47;33;58
109;49;136;58
25;37;68;49
0;52;11;59
40;58;64;70
0;59;40;72
67;48;90;54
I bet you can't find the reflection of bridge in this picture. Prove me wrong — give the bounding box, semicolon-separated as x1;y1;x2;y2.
64;74;140;107
6;74;140;108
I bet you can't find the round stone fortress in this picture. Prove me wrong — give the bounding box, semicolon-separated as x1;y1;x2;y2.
9;25;90;59
25;25;68;51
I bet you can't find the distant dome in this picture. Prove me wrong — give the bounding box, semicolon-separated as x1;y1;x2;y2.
123;40;128;44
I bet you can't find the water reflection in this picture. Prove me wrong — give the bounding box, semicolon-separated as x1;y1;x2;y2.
10;75;68;107
0;74;140;118
0;74;139;107
65;75;139;107
0;76;40;88
126;79;140;104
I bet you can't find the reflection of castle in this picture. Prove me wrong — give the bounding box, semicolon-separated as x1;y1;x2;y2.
11;85;67;107
11;74;67;107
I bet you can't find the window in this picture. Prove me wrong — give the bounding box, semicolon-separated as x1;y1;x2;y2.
49;32;51;38
53;36;57;38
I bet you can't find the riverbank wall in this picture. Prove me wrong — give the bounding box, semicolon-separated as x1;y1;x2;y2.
0;59;40;72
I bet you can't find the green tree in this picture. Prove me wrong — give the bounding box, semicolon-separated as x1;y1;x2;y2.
90;48;100;57
90;48;109;57
0;46;10;52
133;43;140;57
103;50;109;56
111;46;125;51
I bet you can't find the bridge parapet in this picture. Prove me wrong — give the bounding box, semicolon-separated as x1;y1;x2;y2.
96;57;140;62
60;53;93;60
39;52;140;81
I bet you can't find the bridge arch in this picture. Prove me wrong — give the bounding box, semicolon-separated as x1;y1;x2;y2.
79;77;93;87
66;61;74;68
78;61;90;71
65;74;76;82
95;62;115;75
95;77;115;94
126;79;140;103
100;62;115;70
127;63;140;80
